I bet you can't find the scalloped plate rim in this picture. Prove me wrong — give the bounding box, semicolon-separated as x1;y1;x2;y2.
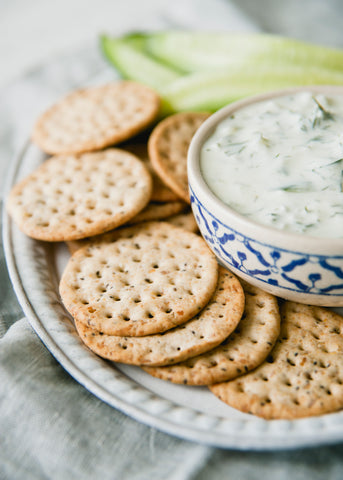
3;139;343;451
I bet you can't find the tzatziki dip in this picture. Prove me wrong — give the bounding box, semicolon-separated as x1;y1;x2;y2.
200;91;343;238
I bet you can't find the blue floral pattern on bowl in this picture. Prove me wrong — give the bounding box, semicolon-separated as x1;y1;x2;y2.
190;187;343;297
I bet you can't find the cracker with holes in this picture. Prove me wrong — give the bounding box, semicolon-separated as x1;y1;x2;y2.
32;81;160;155
122;143;180;203
65;202;188;255
73;267;244;365
143;280;280;384
59;222;219;336
166;210;198;233
148;112;210;203
128;201;186;225
210;301;343;419
7;149;152;241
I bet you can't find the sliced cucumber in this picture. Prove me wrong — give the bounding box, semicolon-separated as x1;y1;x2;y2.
101;32;343;116
161;66;343;114
100;35;181;91
130;31;343;74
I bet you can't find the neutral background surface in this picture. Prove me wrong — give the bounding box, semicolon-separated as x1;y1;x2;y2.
1;1;343;479
2;0;343;90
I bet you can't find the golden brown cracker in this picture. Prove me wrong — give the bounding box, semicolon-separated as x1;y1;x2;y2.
74;267;244;366
122;143;179;202
60;222;219;336
7;149;152;241
210;301;343;419
144;280;280;384
32;81;160;154
148;112;210;203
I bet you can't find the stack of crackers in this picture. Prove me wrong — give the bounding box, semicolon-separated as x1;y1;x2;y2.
7;81;343;421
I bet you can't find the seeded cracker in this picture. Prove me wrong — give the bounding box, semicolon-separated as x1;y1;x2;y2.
210;301;343;419
65;202;188;254
7;149;152;241
127;201;186;225
59;222;219;336
166;210;198;233
143;280;280;384
32;81;160;155
73;267;244;366
148;112;210;203
122;143;180;203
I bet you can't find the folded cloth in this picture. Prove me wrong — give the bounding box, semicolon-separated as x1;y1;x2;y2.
0;319;213;480
1;320;343;480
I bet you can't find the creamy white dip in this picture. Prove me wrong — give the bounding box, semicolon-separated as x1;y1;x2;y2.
201;91;343;238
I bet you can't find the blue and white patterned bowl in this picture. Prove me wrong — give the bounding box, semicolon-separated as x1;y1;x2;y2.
188;86;343;307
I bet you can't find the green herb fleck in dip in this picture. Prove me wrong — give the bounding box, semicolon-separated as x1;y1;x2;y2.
201;91;343;238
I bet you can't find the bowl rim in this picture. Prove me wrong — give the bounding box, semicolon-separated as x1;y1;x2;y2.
188;85;343;253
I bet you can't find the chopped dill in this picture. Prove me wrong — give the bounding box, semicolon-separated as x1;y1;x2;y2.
280;182;313;193
313;158;343;170
260;135;271;147
309;135;323;142
312;96;335;127
312;96;335;121
268;213;281;223
223;142;247;155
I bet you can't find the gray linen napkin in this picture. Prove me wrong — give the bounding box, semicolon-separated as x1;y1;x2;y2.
0;320;212;480
1;1;343;479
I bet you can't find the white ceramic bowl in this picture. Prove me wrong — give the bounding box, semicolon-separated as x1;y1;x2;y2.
188;86;343;306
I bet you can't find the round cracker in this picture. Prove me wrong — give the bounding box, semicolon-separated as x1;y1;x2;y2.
166;210;199;233
128;201;186;225
32;81;160;155
210;301;343;419
7;149;152;241
143;280;280;384
66;208;195;255
59;222;219;336
74;267;244;366
122;143;180;202
148;112;210;203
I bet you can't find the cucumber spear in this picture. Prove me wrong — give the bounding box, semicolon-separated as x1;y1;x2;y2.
127;31;343;74
100;35;181;91
101;32;343;115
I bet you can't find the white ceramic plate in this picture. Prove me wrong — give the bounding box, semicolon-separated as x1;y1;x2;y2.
3;140;343;451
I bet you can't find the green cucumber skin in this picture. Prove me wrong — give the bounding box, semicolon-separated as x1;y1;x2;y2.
161;67;343;114
100;35;181;91
101;32;343;116
133;31;343;74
